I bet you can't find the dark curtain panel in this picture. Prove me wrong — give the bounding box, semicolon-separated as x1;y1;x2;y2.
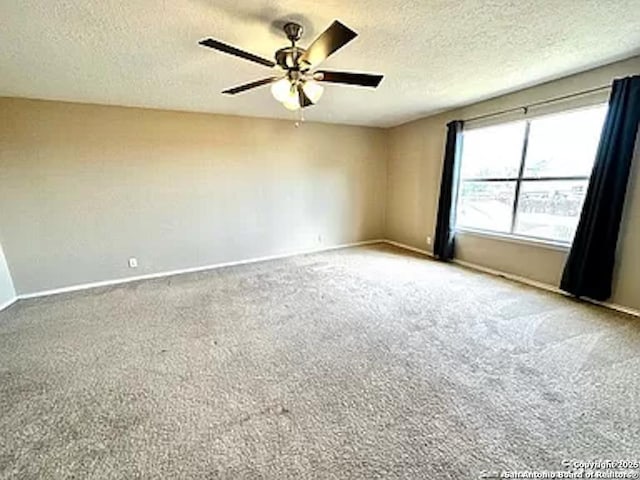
433;120;464;261
561;75;640;300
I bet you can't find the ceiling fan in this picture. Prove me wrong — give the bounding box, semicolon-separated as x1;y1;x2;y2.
199;20;384;111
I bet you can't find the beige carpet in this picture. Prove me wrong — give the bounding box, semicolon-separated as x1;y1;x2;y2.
1;244;639;479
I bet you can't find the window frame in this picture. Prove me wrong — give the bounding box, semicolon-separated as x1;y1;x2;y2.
454;104;606;246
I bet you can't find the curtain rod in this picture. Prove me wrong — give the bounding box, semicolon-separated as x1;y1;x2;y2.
464;84;611;123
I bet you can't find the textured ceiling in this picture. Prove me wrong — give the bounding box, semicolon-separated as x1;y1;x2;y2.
2;0;640;127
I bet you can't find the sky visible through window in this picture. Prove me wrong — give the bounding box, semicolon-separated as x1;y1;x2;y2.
456;105;608;243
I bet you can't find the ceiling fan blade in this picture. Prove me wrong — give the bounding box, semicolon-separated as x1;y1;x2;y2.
315;70;384;88
199;38;276;68
299;20;357;69
222;77;280;95
297;84;314;108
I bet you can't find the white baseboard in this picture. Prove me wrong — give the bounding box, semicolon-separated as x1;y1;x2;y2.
11;238;640;319
383;240;434;257
17;239;385;301
577;295;640;318
0;296;18;312
452;258;563;295
453;258;640;318
384;240;640;319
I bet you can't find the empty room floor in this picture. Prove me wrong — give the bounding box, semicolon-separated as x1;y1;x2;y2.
1;244;638;479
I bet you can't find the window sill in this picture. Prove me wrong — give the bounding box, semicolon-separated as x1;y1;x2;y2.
455;227;571;252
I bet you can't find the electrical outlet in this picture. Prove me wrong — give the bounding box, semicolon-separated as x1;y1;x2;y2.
128;257;138;268
426;236;432;246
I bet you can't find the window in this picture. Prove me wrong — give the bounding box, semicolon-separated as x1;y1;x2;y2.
455;105;608;244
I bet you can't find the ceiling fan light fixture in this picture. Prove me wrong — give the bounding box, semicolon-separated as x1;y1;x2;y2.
202;20;383;113
271;77;309;110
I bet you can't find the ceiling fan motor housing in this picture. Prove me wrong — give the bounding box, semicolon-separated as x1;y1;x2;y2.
276;23;308;71
275;46;307;71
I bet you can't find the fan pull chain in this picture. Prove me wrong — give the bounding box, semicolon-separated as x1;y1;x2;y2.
294;108;305;128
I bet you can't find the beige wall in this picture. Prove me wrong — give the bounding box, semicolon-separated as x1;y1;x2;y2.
386;56;640;311
0;98;387;295
0;242;15;308
1;56;638;308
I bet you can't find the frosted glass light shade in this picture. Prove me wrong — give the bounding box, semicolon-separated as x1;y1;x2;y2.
283;97;300;110
302;81;324;103
272;78;300;110
271;78;295;103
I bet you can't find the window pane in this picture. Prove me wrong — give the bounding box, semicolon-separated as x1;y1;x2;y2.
514;180;589;242
460;122;526;179
456;181;516;232
523;105;607;178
